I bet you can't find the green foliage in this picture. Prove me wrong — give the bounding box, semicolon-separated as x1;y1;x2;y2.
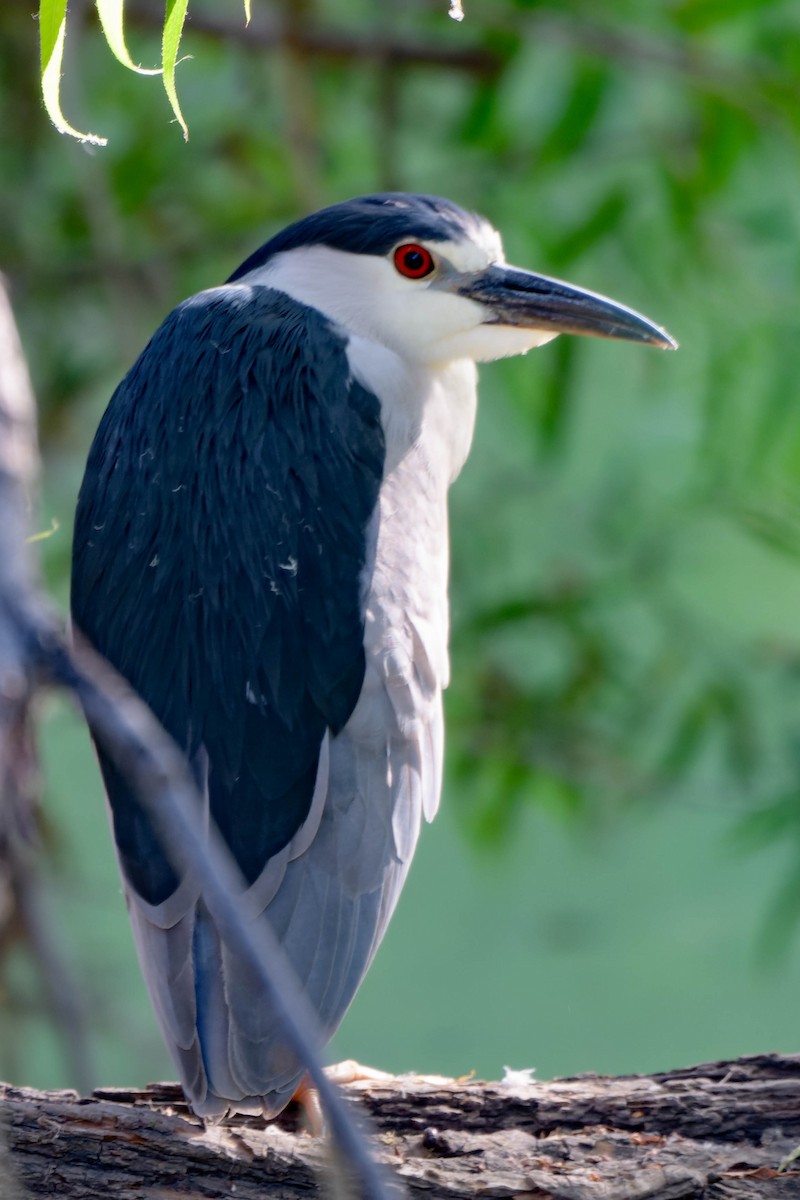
7;0;800;1085
37;0;251;143
16;0;800;849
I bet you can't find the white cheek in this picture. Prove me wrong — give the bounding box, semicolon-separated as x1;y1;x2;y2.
431;325;559;364
243;246;484;360
384;289;487;361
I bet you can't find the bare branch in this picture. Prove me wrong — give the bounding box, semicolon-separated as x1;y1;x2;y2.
123;0;501;74
276;0;326;212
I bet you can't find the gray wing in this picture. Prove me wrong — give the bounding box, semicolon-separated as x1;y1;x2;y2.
128;661;444;1117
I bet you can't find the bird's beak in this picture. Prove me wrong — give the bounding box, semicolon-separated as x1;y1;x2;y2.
455;264;677;350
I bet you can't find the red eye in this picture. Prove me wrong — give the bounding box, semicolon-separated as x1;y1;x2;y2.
393;243;435;279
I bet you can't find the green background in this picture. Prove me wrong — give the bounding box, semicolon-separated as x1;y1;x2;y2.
4;0;800;1092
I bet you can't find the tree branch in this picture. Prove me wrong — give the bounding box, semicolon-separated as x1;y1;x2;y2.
5;1056;800;1197
123;0;502;74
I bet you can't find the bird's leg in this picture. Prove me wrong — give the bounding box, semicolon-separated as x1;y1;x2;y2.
292;1074;325;1137
292;1061;395;1136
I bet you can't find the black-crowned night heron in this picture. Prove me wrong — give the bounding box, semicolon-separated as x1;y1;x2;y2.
71;193;675;1119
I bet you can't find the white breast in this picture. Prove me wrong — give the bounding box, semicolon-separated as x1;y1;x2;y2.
346;334;478;483
346;335;477;717
338;337;477;844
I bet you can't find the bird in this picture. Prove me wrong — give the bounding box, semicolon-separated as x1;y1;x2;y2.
71;192;675;1120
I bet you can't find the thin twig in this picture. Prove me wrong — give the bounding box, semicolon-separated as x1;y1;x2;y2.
278;0;325;212
123;0;501;74
376;58;402;192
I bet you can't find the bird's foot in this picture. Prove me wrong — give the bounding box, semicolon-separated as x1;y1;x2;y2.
324;1058;395;1085
292;1061;394;1136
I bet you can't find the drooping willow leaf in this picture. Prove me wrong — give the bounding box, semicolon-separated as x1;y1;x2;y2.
162;0;191;141
39;0;257;143
39;0;107;144
95;0;161;74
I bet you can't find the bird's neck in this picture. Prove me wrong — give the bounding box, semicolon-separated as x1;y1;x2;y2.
345;334;478;487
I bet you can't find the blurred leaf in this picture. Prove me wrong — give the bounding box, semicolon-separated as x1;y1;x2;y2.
735;501;800;561
656;693;711;780
26;519;60;545
755;859;800;965
536;59;611;169
546;188;628;269
535;335;578;457
464;587;588;634
696;97;758;194
729;792;800;854
671;0;786;33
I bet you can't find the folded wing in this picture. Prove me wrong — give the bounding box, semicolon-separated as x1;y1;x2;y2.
71;284;401;1115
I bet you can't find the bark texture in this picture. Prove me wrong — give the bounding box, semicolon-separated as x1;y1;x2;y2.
3;1054;800;1198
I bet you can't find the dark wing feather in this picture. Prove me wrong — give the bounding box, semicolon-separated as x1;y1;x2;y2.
71;284;384;903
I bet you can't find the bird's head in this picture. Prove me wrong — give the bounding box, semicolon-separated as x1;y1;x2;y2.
229;193;677;366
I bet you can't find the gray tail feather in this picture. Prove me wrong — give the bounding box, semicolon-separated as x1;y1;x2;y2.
192;905;305;1116
127;722;433;1118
